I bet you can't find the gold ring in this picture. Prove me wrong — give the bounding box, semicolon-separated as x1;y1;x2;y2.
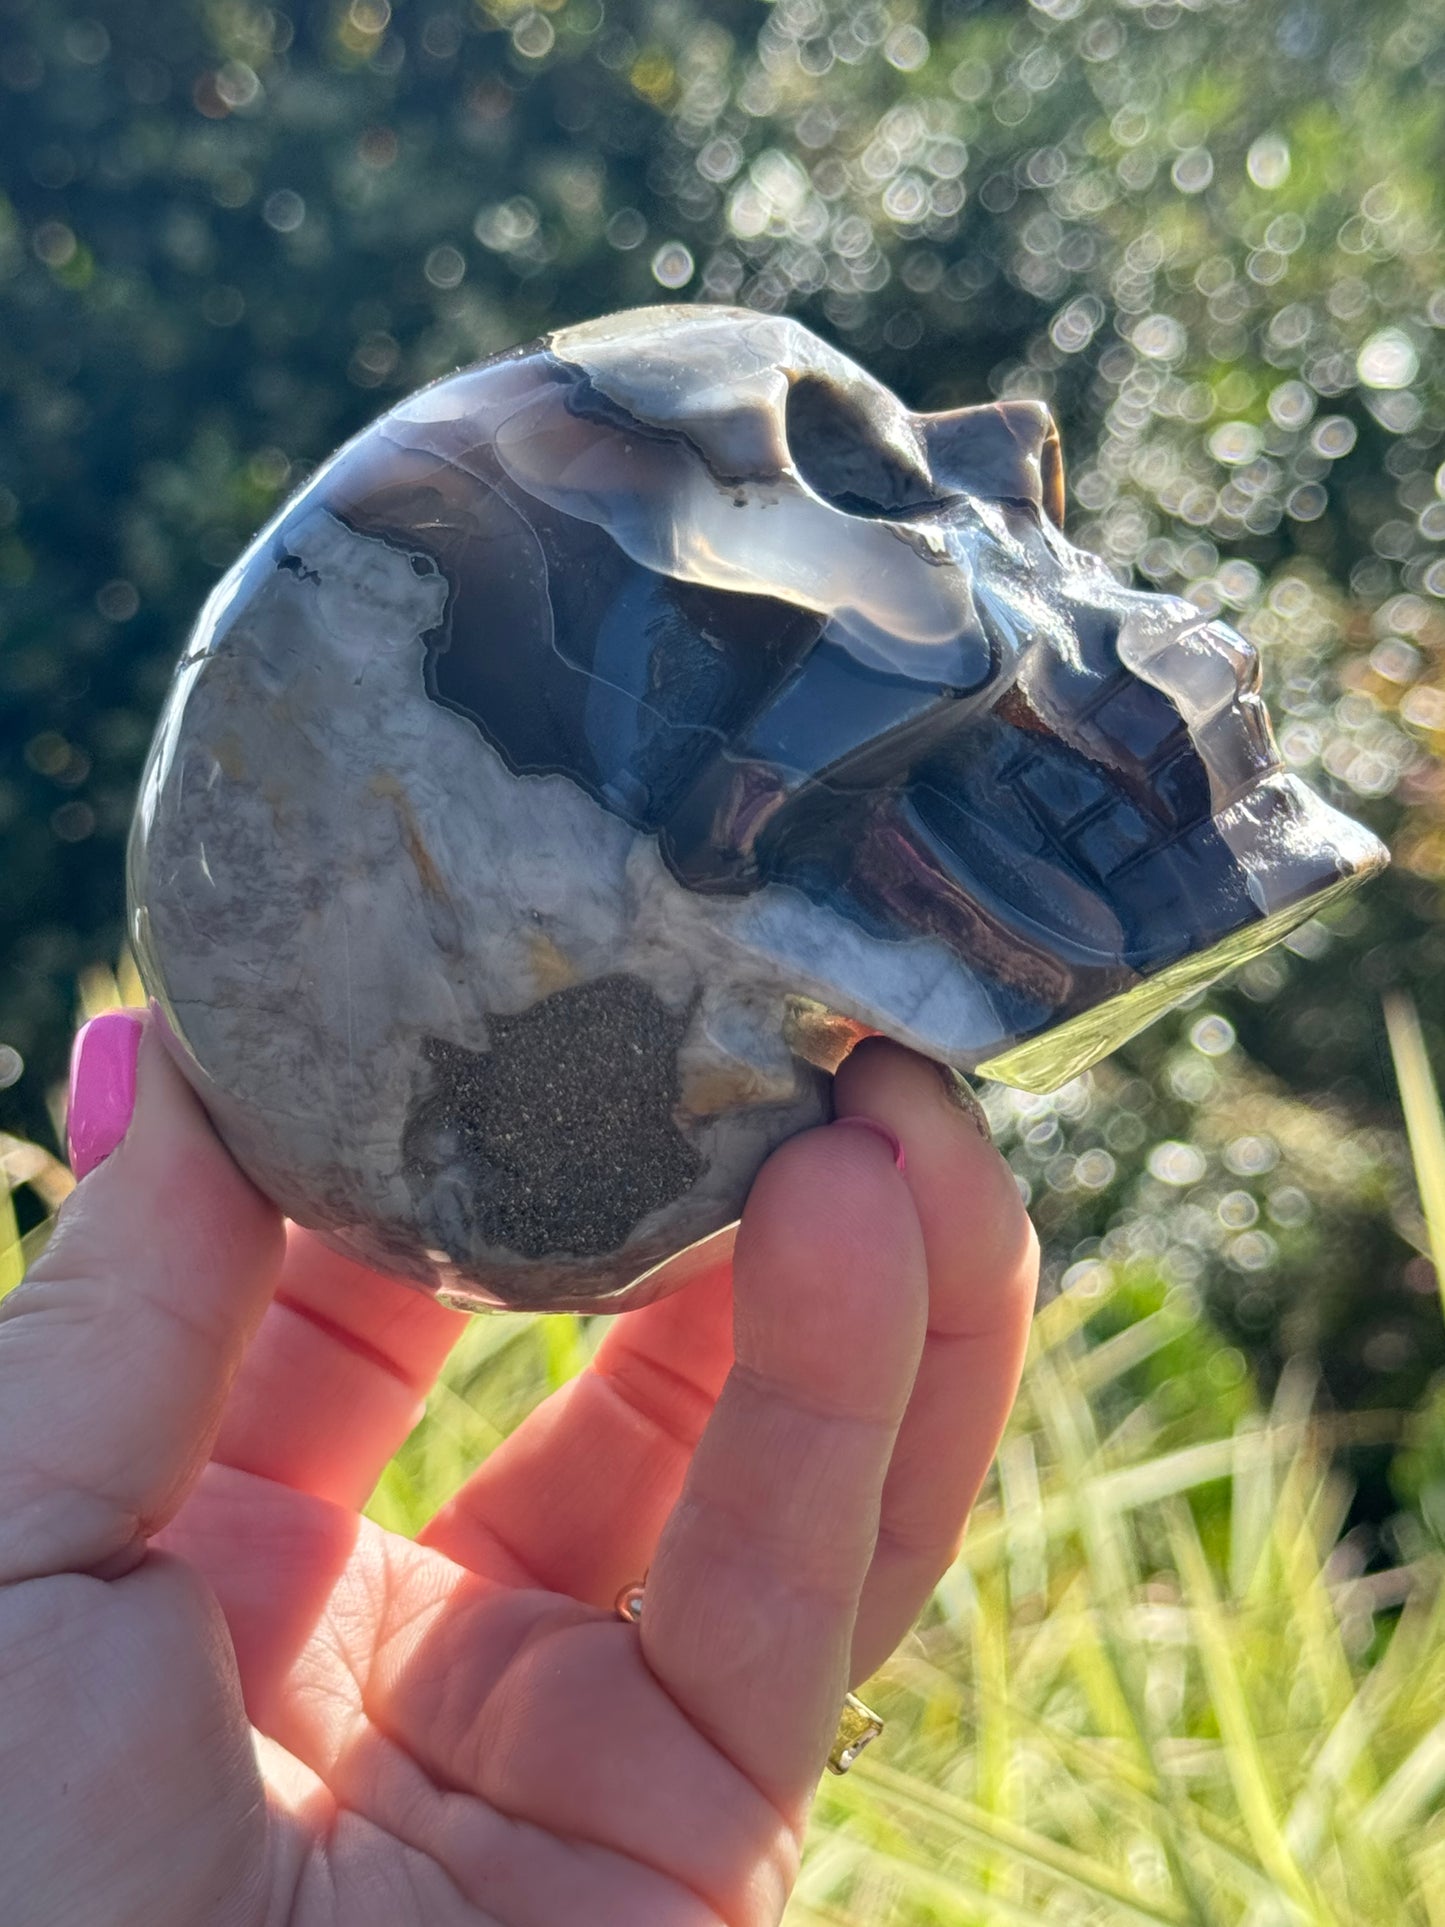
614;1581;884;1776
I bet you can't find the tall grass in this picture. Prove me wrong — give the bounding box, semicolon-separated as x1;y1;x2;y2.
4;983;1444;1922
1386;993;1445;1326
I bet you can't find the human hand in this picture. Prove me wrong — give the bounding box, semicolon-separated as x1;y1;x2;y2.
0;1011;1036;1926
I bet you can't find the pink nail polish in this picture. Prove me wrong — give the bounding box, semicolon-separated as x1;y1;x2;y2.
67;1011;145;1180
831;1114;907;1173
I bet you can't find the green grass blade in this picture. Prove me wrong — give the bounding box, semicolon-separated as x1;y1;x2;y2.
837;1758;1193;1926
1359;1719;1445;1845
1166;1499;1329;1925
1385;991;1445;1321
0;1179;22;1302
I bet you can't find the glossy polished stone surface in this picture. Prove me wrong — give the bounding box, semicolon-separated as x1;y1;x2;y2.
129;306;1387;1311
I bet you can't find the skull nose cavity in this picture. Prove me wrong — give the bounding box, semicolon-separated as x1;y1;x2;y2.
922;399;1066;528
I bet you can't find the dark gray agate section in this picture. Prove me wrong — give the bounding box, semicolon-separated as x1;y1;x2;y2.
129;306;1386;1312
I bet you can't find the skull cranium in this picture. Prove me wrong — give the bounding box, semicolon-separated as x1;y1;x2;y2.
129;306;1386;1311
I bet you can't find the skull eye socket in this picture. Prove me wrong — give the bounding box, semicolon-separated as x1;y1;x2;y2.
785;374;938;519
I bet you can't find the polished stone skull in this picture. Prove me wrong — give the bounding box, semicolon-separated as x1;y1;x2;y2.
129;306;1386;1311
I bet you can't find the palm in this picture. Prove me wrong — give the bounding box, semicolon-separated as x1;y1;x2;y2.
167;1250;803;1926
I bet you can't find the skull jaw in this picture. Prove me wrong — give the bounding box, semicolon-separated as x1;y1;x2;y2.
973;770;1386;1092
975;869;1367;1094
764;768;1387;1099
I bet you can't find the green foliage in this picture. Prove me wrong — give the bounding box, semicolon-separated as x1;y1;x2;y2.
802;1304;1445;1925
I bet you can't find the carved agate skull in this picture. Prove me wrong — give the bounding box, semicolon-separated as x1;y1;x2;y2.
129;306;1386;1311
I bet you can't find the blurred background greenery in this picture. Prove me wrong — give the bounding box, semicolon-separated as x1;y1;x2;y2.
4;0;1445;1915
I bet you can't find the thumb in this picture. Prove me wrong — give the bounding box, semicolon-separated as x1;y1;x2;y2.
0;1009;284;1585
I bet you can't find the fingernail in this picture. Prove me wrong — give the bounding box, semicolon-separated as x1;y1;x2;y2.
67;1011;145;1180
832;1114;906;1173
938;1066;993;1142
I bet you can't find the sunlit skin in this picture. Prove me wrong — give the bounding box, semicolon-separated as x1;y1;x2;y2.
0;1021;1035;1926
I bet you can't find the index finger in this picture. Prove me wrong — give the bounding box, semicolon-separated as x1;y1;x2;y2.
636;1117;928;1816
